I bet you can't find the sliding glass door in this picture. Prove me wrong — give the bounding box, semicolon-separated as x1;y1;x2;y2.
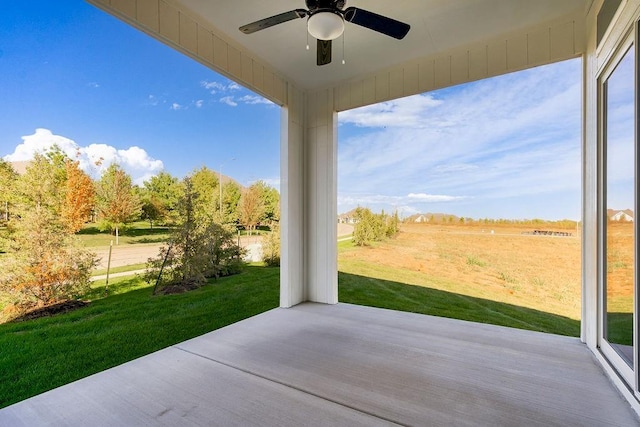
599;30;637;388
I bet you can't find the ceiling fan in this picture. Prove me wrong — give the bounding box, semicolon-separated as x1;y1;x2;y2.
239;0;410;66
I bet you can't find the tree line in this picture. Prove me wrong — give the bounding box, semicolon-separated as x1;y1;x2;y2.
0;148;280;240
0;146;279;313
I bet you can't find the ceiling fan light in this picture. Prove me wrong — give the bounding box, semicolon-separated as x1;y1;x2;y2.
307;12;344;40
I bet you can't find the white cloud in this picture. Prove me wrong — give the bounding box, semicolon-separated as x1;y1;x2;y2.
338;58;582;220
238;95;273;105
201;79;242;94
340;94;443;128
3;128;164;185
220;96;238;107
194;99;204;108
407;193;466;202
170;102;184;110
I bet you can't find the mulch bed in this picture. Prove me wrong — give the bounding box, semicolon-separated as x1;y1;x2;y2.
9;300;89;323
157;281;202;295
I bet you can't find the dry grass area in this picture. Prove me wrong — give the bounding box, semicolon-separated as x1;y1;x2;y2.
606;222;635;314
339;222;582;320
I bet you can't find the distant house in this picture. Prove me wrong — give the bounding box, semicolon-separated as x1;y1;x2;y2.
414;214;428;223
608;209;634;222
337;208;359;224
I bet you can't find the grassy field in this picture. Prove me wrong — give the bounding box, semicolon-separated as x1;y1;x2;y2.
339;222;583;331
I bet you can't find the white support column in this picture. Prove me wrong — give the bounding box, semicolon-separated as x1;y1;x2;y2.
280;86;338;307
305;89;338;305
280;85;305;307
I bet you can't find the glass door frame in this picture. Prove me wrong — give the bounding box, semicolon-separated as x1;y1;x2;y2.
597;22;639;393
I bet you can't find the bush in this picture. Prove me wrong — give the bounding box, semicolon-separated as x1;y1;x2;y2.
352;208;400;246
262;223;280;267
145;178;245;293
0;206;96;313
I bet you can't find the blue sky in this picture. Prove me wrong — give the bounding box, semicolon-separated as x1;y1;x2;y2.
1;1;584;220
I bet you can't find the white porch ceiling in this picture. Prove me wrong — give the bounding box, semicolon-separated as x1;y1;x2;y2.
176;0;592;89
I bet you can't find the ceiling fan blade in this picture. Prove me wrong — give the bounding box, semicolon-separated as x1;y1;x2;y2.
317;39;332;66
343;7;410;40
239;9;307;34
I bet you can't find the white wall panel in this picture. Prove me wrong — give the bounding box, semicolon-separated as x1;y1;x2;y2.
507;34;528;69
551;21;576;61
375;74;390;102
389;68;404;100
487;39;508;76
434;55;451;88
528;28;551;64
418;58;435;92
111;0;135;17
403;61;419;97
158;1;179;45
469;45;488;81
137;0;159;31
227;46;242;80
197;26;213;63
179;12;197;54
451;52;469;85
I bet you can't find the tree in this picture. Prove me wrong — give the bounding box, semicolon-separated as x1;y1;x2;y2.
0;159;18;223
145;177;244;293
221;181;242;224
16;151;67;215
251;180;280;223
190;166;219;224
140;194;164;229
142;171;183;224
95;164;141;244
61;159;95;233
238;183;265;235
0;205;96;312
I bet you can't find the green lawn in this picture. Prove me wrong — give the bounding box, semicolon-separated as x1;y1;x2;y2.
77;222;172;247
339;272;579;336
0;266;280;409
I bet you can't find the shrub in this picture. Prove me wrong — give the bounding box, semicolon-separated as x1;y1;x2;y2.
0;206;96;313
262;223;280;267
352;208;400;246
145;177;245;293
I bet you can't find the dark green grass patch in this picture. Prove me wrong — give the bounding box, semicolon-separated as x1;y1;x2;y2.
0;266;279;408
339;272;580;337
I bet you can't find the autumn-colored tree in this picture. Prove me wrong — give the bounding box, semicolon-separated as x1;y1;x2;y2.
238;184;265;235
95;164;141;244
61;159;95;233
0;205;96;312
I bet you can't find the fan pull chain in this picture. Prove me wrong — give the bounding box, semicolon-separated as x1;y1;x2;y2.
342;29;346;64
306;30;310;51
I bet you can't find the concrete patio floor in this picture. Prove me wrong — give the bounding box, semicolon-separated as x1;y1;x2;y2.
1;303;638;426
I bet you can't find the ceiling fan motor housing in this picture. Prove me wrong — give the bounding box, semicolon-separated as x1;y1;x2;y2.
306;0;346;11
